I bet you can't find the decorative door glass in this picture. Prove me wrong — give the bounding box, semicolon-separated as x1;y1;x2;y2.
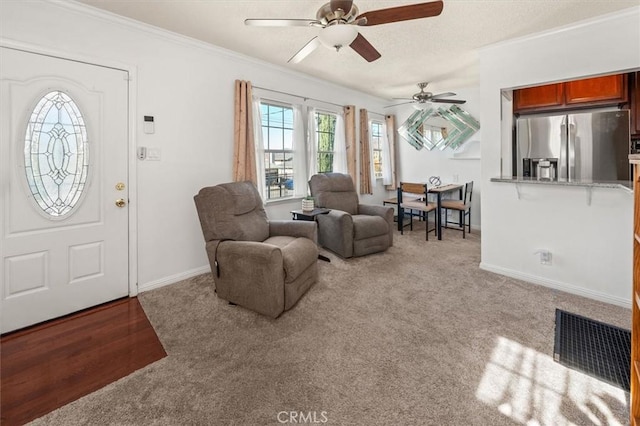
24;91;89;218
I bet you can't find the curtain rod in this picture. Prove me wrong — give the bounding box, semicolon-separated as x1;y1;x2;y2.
368;111;388;118
253;85;345;109
253;85;392;117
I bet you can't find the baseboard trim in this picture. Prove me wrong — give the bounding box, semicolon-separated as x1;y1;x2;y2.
138;265;211;293
479;262;631;309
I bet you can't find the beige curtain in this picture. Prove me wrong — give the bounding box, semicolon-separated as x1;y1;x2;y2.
359;108;372;194
385;114;397;191
233;80;257;184
344;105;357;184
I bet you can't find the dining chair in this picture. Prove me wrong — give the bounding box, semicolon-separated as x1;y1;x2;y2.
397;182;437;240
442;181;473;238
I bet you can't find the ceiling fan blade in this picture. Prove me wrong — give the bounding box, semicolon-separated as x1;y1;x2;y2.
288;37;321;64
245;18;320;27
430;92;456;99
350;33;381;62
356;1;444;26
330;0;353;13
391;97;413;101
431;98;466;104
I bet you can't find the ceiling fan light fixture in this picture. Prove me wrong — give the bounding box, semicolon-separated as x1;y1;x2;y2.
318;24;358;51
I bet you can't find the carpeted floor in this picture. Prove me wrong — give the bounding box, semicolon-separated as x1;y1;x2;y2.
31;225;631;425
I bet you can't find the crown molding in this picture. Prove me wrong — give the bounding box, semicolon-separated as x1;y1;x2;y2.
50;0;386;104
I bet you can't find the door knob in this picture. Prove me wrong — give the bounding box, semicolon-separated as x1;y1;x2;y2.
115;199;126;208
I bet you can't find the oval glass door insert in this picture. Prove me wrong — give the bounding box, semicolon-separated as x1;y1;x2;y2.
24;91;89;218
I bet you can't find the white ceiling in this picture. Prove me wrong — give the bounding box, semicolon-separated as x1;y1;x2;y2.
77;0;639;101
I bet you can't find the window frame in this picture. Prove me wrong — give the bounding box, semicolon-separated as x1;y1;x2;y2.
314;110;338;174
259;100;296;202
253;90;348;203
370;119;384;180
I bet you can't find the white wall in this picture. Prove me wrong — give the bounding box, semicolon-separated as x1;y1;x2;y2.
479;7;640;306
392;86;482;229
0;0;390;291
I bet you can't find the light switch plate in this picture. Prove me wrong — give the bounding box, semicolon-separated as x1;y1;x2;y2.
147;148;161;161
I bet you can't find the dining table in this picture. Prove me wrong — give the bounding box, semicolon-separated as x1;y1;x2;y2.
383;183;464;240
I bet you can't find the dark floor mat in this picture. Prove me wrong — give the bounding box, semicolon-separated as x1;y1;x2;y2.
554;309;630;391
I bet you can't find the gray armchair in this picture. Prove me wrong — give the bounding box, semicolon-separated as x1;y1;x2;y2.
308;173;393;258
194;181;318;318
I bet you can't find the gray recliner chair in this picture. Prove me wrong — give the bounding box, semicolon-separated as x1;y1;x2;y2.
308;173;393;258
194;181;318;318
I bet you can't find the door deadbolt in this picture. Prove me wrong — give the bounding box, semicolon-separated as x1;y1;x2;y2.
115;182;125;191
115;199;126;208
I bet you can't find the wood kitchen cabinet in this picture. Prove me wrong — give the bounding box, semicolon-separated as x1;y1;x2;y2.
565;74;628;105
513;84;564;112
513;73;628;113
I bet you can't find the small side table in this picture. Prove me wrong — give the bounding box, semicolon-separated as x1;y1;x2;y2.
290;208;330;221
290;208;331;262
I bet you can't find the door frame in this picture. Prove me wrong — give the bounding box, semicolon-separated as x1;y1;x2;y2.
1;38;139;297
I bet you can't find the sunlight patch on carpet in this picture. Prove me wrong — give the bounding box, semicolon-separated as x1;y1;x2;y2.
475;336;627;425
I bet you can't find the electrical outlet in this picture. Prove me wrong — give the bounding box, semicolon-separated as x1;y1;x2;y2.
534;249;552;265
539;250;552;265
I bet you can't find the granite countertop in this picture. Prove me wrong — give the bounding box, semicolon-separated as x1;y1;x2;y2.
490;176;632;190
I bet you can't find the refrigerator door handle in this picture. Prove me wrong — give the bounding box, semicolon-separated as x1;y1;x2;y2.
567;122;576;181
560;118;568;180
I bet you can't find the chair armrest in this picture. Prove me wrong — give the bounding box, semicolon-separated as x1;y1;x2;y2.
205;240;285;282
358;204;394;247
210;240;286;318
359;204;394;222
318;209;353;225
269;220;317;243
206;240;282;271
316;210;354;258
279;238;318;279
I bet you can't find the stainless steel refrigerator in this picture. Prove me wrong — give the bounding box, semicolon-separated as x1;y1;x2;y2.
514;109;631;181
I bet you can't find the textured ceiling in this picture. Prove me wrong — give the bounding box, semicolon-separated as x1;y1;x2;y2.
77;0;639;101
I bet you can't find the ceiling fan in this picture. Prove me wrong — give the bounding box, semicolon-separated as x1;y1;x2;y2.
387;82;466;107
245;0;444;64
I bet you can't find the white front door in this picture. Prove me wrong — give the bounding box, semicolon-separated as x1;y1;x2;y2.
0;47;130;333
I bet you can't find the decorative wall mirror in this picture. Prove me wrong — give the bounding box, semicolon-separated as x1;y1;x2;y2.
398;105;480;151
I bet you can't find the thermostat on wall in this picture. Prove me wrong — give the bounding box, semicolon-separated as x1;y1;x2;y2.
144;115;155;134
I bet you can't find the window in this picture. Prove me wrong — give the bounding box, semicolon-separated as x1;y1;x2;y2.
260;102;295;200
255;98;344;201
315;111;337;173
371;121;383;179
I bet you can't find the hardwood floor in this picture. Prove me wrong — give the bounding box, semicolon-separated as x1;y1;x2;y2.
1;297;166;425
